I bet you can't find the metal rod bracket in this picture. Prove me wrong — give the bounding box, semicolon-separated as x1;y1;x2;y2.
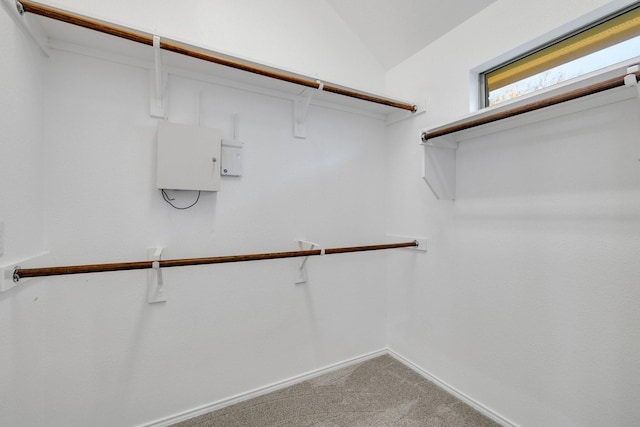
386;235;427;252
624;65;640;96
420;135;458;200
295;239;321;284
624;65;640;161
624;66;640;100
293;81;323;138
147;247;166;303
0;252;49;292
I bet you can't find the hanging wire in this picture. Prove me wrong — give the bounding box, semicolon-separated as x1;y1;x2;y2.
161;189;201;210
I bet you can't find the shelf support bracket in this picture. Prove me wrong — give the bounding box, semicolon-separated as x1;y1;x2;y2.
0;252;49;292
386;235;428;252
295;239;322;284
147;247;166;303
623;65;640;161
293;81;323;138
4;0;50;56
624;65;640;97
149;35;167;118
421;135;458;200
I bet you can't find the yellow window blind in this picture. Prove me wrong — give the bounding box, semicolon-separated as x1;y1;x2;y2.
486;5;640;93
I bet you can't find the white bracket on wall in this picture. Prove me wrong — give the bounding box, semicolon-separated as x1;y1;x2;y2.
149;35;168;118
421;135;458;200
623;65;640;161
386;98;427;127
386;235;428;252
624;65;640;97
295;239;323;284
4;0;50;57
0;251;48;293
147;247;166;303
293;81;323;138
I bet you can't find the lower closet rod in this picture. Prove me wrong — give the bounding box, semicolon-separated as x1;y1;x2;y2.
13;241;418;281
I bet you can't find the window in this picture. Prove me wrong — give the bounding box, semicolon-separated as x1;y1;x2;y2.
481;2;640;107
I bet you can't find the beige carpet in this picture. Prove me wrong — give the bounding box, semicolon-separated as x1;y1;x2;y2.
171;355;500;427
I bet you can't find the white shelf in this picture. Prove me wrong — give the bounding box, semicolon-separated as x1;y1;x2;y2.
21;10;418;122
421;62;640;201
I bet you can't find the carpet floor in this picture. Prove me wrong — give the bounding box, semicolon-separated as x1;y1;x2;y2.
171;354;500;426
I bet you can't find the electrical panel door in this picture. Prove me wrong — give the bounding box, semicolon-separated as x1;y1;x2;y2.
156;121;222;191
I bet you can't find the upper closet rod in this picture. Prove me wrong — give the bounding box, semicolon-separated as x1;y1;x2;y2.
16;0;417;112
422;69;640;142
12;241;418;281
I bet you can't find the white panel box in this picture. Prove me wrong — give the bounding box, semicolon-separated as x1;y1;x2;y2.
221;139;243;177
156;121;222;191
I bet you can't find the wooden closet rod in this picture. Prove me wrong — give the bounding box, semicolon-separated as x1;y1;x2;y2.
12;241;418;281
17;0;417;112
422;70;640;142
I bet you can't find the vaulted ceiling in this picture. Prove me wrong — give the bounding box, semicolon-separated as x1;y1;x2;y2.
326;0;499;70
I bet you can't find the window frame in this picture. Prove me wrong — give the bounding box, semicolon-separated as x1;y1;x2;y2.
479;1;640;108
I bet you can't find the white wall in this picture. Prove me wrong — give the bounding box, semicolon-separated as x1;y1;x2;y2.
385;0;640;426
36;0;387;95
1;3;391;427
5;0;640;426
0;5;46;427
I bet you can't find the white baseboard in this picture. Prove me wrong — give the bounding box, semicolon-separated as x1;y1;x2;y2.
138;348;388;427
386;349;519;427
139;348;517;427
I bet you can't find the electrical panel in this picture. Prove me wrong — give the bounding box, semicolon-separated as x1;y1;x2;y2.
156;121;222;191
